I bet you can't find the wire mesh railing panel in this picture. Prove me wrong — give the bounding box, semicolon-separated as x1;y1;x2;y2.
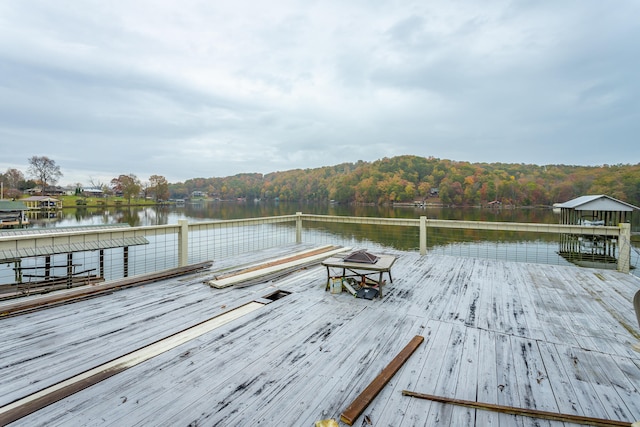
0;227;181;288
125;230;180;278
425;227;572;266
187;220;297;264
301;219;421;252
1;215;636;292
300;217;633;273
628;234;640;274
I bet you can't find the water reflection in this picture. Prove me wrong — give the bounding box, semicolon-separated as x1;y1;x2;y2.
24;200;638;230
12;200;640;276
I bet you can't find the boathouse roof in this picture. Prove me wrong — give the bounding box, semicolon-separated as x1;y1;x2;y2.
0;200;28;212
556;194;639;212
0;225;149;262
21;196;61;202
1;245;639;426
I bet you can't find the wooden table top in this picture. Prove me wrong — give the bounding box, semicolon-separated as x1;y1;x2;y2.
321;254;397;271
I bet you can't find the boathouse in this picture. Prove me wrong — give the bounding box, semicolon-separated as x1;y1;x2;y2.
21;196;63;210
0;225;149;293
555;195;638;267
20;196;63;223
0;200;29;228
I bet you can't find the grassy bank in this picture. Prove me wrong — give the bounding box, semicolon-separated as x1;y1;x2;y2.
59;195;161;208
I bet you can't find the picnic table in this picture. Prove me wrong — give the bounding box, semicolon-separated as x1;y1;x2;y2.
321;254;396;298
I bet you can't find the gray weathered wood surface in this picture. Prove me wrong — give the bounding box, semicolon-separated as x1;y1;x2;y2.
1;244;639;426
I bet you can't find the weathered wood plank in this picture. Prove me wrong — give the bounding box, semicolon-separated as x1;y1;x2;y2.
500;263;529;337
529;268;582;346
444;259;475;325
278;309;422;425
585;351;640;421
256;307;417;426
0;282;263;406
4;247;640;427
610;353;640;418
339;335;424;425
423;322;467;425
158;298;399;426
537;341;592;418
494;330;527;426
361;318;436;427
475;328;505;426
397;320;454;426
476;259;499;333
511;264;547;340
447;326;480;426
492;262;511;336
421;257;468;323
509;336;556;427
22;291;345;426
555;343;633;423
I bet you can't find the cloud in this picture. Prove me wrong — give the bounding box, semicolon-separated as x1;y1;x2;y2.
1;0;639;186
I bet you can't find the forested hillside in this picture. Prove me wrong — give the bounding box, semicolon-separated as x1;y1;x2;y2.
169;156;640;207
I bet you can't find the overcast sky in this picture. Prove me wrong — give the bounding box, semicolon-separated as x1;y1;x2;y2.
1;1;639;186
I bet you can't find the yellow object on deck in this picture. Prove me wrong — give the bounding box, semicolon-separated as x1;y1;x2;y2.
315;419;338;427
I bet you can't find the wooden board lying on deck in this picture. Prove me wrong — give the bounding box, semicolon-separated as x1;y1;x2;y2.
207;245;347;288
340;335;424;425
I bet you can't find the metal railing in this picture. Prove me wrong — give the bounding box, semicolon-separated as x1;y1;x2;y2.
0;213;633;289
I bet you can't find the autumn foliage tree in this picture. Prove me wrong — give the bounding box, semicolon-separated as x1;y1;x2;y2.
111;174;141;204
0;168;26;198
168;156;640;207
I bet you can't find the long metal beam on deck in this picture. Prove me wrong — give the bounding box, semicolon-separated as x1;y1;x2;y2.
401;390;635;427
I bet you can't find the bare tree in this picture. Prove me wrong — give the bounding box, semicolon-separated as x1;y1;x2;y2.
88;176;103;189
140;180;150;200
88;176;111;197
27;156;62;195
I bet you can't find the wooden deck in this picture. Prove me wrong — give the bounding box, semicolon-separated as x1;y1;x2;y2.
1;245;639;426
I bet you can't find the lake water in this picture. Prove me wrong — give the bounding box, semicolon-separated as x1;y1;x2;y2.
21;201;640;276
28;201;569;228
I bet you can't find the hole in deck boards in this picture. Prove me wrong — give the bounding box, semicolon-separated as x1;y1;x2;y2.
263;290;291;301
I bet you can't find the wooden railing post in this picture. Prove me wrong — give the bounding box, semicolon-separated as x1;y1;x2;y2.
420;216;427;255
296;212;302;244
618;223;631;273
178;220;189;267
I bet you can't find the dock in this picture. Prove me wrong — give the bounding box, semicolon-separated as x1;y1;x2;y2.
0;225;149;298
1;244;639;426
